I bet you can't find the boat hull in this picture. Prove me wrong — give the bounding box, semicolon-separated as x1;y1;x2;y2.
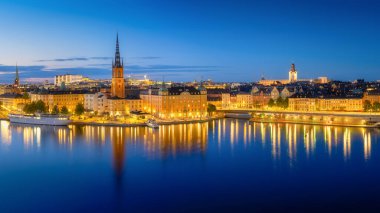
9;115;71;126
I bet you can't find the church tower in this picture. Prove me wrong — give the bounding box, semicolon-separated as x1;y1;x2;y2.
288;63;297;83
111;34;125;98
14;64;20;87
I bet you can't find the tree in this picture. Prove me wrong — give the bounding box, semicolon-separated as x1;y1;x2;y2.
22;100;47;114
364;100;372;112
283;98;289;109
268;98;275;107
35;100;47;113
51;105;59;114
277;97;284;108
373;102;380;112
207;103;217;115
61;106;69;115
22;92;30;99
75;103;85;116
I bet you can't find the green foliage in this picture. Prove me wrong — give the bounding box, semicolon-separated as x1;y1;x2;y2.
22;100;47;114
22;92;30;99
268;99;275;107
61;106;69;115
373;102;380;112
51;105;59;114
75;103;85;116
364;100;372;112
207;104;217;114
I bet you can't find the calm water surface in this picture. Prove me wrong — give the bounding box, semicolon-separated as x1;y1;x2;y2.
1;119;380;212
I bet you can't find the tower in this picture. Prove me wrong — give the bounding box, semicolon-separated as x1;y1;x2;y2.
14;64;20;87
288;63;297;83
111;33;125;98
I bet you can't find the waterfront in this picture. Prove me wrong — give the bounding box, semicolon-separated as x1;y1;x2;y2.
1;119;380;212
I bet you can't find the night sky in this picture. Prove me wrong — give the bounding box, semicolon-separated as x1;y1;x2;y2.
0;0;379;83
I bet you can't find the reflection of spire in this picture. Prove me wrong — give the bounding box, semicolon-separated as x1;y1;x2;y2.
111;127;126;185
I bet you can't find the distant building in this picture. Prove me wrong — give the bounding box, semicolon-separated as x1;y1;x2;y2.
54;74;84;86
288;63;298;83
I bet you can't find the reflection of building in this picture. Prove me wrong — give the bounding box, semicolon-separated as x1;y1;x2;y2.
141;86;207;119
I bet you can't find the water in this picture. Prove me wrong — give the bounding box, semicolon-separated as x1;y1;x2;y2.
1;119;380;212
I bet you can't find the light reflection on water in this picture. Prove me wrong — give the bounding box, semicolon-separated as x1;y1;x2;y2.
1;119;380;212
1;119;378;163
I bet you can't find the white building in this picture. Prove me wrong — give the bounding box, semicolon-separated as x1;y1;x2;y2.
54;74;84;86
84;92;109;114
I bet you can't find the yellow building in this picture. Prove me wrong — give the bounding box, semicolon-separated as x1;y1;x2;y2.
140;86;207;119
289;97;363;112
0;93;30;111
318;98;363;112
30;91;85;113
289;98;317;111
108;98;143;116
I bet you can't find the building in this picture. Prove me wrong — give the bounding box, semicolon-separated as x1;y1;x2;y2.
31;91;86;113
0;93;30;111
289;98;317;111
140;86;207;119
84;92;109;114
288;63;297;83
289;96;363;112
108;98;142;116
54;74;84;86
111;34;125;98
363;90;380;104
318;98;363;111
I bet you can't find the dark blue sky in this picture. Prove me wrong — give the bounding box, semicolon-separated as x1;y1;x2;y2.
0;0;379;83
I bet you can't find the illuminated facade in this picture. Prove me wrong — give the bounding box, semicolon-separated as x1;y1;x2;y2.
288;63;297;83
54;74;84;86
141;86;207;119
111;34;125;99
0;93;30;111
108;98;142;116
31;91;85;113
289;97;363;112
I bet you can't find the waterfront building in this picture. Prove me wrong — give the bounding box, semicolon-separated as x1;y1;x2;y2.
30;91;86;113
108;98;142;116
0;93;30;111
289;98;318;111
363;90;380;104
54;74;84;86
280;86;297;99
84;92;109;114
318;98;363;111
140;86;207;119
251;88;271;109
289;96;363;112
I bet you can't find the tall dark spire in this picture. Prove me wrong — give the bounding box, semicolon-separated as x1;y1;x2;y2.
14;63;19;86
113;33;122;68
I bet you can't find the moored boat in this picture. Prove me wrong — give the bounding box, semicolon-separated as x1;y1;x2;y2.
146;119;159;128
8;113;72;126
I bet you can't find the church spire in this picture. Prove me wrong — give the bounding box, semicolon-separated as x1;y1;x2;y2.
113;33;122;68
14;63;19;86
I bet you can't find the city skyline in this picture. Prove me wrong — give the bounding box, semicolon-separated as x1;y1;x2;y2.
1;0;380;83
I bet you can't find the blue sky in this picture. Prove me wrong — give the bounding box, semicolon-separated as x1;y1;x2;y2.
0;0;379;83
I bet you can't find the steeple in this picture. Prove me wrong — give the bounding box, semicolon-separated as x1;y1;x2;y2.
113;33;122;68
14;63;19;86
290;63;296;72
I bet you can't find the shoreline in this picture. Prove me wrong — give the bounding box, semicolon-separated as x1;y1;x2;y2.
249;118;380;128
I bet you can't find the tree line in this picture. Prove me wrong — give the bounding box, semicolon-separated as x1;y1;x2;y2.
268;97;289;109
363;100;380;112
23;100;85;115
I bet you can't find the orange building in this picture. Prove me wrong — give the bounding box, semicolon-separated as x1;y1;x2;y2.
111;34;125;98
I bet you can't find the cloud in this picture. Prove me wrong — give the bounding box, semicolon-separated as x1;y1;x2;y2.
36;56;113;62
132;56;162;60
125;64;219;73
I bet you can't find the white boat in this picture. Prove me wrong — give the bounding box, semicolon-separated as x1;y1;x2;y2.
146;119;159;128
8;113;72;126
